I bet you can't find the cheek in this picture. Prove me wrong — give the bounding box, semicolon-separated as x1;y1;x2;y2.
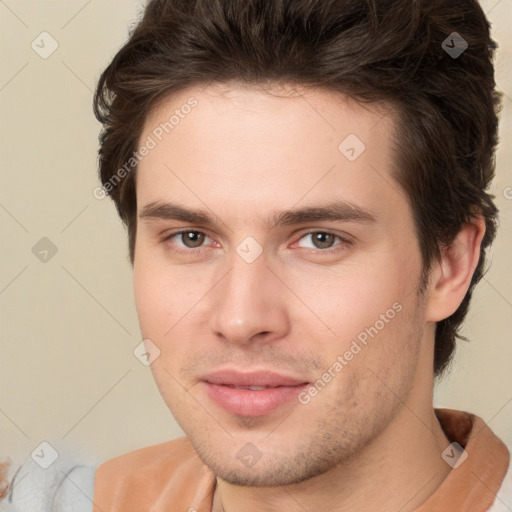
133;261;156;335
283;252;422;394
133;251;176;339
285;257;411;341
133;253;213;369
301;296;422;428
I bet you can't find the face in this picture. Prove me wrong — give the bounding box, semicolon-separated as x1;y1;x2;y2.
133;83;428;486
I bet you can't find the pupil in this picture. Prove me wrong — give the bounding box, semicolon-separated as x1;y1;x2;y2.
184;232;204;248
314;233;333;249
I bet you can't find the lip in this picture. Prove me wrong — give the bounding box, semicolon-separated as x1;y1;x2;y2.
203;369;308;387
201;369;309;417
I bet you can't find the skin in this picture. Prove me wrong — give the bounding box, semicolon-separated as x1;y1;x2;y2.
133;82;485;512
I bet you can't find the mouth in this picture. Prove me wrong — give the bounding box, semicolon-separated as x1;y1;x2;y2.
221;385;279;390
201;369;310;417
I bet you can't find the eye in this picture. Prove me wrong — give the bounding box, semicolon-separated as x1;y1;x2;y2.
161;229;350;256
163;230;213;251
295;231;346;251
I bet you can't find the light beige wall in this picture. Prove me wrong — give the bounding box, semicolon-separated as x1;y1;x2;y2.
1;0;511;465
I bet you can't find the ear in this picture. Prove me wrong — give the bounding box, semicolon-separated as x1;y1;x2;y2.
424;216;486;322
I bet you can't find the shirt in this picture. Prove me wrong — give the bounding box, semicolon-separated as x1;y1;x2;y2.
92;408;512;512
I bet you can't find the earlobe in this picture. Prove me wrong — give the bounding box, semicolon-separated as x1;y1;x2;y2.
425;216;486;322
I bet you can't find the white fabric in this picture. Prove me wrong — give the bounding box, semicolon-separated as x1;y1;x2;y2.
0;451;98;512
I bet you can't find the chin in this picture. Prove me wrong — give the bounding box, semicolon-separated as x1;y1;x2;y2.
192;440;340;487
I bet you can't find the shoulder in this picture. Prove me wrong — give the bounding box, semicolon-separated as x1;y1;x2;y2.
93;436;203;488
489;453;512;512
93;437;215;512
95;436;196;475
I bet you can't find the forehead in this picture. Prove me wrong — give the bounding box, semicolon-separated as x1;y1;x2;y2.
136;83;405;225
141;82;392;152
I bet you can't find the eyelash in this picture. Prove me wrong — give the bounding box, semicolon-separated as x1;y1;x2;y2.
160;229;351;256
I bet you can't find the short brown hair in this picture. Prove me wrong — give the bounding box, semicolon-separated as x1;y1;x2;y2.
93;0;501;377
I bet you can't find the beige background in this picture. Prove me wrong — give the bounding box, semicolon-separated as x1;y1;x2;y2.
1;0;511;467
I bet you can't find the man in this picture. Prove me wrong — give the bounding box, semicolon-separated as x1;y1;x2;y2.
91;0;510;510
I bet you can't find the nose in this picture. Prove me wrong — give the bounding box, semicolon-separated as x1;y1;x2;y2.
209;252;290;346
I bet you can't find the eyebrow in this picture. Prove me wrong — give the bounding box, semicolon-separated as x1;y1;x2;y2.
139;200;377;229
